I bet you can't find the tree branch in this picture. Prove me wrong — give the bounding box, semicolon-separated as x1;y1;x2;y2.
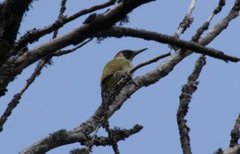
230;113;240;147
199;0;240;46
53;39;92;57
15;0;154;68
13;0;116;53
0;0;34;66
97;27;240;63
92;124;143;146
129;52;171;74
192;0;225;42
52;0;67;39
0;0;69;133
174;0;196;38
177;55;206;154
0;60;45;132
215;145;240;154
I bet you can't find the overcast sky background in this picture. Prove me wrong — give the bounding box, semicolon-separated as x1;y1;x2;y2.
0;0;240;154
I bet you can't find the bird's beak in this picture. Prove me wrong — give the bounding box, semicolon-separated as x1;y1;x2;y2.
133;48;148;57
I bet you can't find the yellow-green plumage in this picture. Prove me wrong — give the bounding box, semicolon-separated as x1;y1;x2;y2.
101;58;133;89
100;48;147;100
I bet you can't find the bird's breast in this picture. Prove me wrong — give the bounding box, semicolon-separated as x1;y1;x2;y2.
101;58;133;88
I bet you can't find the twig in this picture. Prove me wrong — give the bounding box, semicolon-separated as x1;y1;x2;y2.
103;121;120;154
85;122;101;152
174;0;196;38
211;0;226;20
199;0;240;46
0;60;45;132
91;124;143;147
177;55;206;154
129;52;171;74
192;0;226;42
53;38;92;57
112;143;120;154
230;113;240;147
52;0;67;38
214;145;240;154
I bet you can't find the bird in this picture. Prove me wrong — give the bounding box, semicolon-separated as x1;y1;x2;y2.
100;48;147;99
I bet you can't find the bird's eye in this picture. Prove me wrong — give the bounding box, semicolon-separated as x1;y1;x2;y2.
124;52;130;58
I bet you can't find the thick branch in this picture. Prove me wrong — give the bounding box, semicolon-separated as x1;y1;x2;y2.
14;0;116;52
16;0;154;69
0;0;33;66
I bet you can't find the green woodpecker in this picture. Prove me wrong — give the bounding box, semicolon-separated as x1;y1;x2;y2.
101;48;147;97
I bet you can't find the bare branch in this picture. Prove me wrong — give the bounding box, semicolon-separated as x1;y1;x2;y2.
15;0;154;69
177;55;206;154
174;0;196;38
0;60;45;132
0;0;34;66
192;0;226;41
66;124;142;154
104;122;120;154
175;1;226;153
20;120;142;154
230;113;240;147
13;0;117;53
129;52;171;74
53;39;93;57
52;0;67;38
200;0;240;46
98;27;240;62
215;145;240;154
213;0;226;17
93;124;143;147
0;0;69;133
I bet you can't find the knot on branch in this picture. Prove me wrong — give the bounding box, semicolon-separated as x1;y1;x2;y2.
230;129;240;147
92;124;143;146
83;13;98;24
49;129;68;143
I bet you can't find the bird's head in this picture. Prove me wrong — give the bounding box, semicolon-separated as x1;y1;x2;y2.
114;48;147;61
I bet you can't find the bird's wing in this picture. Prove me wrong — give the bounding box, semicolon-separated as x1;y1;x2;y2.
100;59;132;85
